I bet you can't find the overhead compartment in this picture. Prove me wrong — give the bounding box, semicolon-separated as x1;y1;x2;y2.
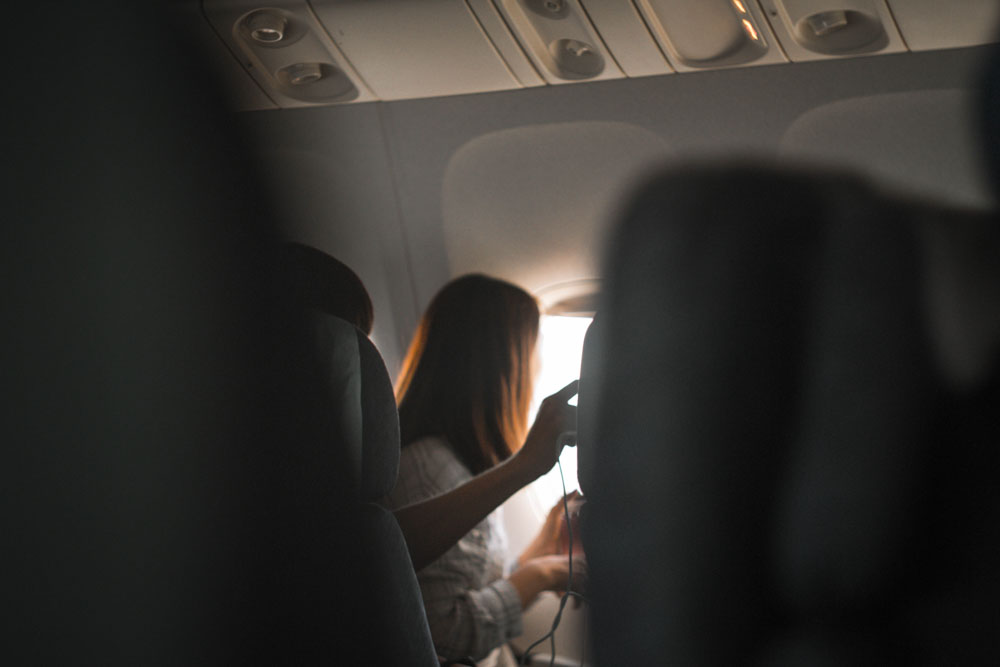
190;0;1000;109
887;0;1000;52
634;0;787;70
579;0;674;77
757;0;907;61
309;0;537;100
465;0;547;88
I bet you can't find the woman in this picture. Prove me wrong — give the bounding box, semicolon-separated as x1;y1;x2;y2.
386;274;584;666
278;243;576;573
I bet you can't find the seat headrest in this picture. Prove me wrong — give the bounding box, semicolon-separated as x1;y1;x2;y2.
276;243;374;335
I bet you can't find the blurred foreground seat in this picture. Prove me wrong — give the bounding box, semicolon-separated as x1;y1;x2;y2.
581;164;1000;666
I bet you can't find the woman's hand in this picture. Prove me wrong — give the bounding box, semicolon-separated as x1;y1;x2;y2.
511;380;578;482
535;554;587;598
508;554;588;609
517;491;581;566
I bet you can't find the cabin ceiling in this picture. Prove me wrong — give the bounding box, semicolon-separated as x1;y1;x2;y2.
186;0;1000;109
173;1;1000;372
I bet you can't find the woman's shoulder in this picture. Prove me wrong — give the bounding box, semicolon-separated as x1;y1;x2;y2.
389;436;472;507
403;436;461;464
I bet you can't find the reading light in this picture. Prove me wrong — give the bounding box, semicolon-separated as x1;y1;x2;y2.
246;12;286;43
525;0;568;19
550;38;604;77
805;10;849;37
732;0;748;14
742;18;760;41
563;40;592;57
283;62;323;85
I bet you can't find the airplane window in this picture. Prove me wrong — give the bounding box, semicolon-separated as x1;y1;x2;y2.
528;314;592;510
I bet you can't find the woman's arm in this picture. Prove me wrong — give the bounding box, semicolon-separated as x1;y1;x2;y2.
395;452;534;572
423;553;585;660
395;381;579;571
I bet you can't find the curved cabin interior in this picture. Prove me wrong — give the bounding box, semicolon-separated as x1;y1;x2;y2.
7;1;999;664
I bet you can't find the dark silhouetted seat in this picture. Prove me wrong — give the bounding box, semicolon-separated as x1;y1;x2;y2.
4;4;437;663
300;311;440;665
581;164;1000;666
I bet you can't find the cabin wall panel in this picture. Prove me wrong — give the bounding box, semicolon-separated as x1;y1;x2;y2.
237;46;991;359
377;46;990;327
780;89;992;208
239;104;418;373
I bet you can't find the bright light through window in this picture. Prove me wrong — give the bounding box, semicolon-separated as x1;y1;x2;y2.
527;315;593;511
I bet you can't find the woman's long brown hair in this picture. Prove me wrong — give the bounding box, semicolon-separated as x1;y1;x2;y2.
395;274;540;475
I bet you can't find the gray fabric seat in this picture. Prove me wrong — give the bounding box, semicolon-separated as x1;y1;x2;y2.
304;312;440;665
4;2;307;662
580;164;1000;665
3;2;441;661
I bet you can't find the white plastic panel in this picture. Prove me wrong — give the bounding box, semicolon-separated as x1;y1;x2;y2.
492;0;624;84
888;0;1000;52
466;0;547;87
240;101;421;373
759;0;907;61
442;121;670;293
780;90;994;209
203;0;374;108
579;0;674;77
635;0;786;71
310;0;525;100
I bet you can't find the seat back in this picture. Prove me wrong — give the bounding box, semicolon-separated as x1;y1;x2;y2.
3;2;300;662
582;164;1000;665
297;310;439;665
4;2;439;661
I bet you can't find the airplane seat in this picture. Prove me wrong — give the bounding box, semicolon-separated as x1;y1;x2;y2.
4;1;440;662
353;318;441;665
274;241;437;659
4;2;373;663
275;241;375;335
581;164;1000;666
293;303;440;665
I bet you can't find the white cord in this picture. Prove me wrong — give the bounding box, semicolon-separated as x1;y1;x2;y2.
520;458;587;666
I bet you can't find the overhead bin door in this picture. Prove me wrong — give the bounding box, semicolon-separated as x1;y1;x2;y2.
887;0;1000;52
309;0;537;100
